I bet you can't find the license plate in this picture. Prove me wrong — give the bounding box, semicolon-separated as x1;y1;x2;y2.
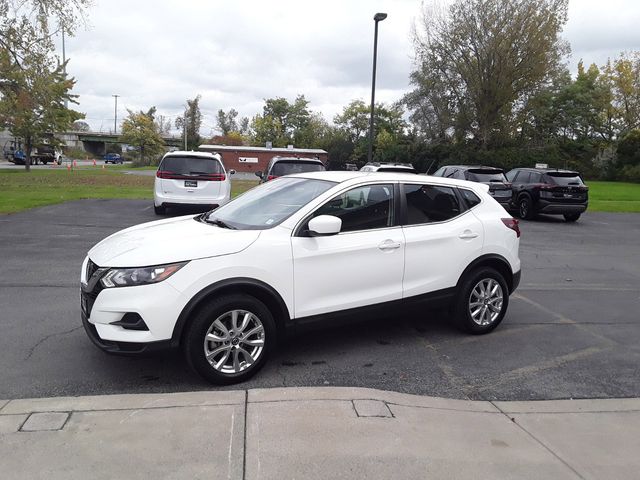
184;180;197;188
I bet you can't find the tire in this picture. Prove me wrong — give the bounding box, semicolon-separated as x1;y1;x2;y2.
184;294;276;385
518;195;535;220
154;205;166;215
564;213;581;222
452;268;509;334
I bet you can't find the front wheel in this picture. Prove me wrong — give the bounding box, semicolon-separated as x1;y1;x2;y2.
564;213;581;222
453;268;509;334
184;294;276;385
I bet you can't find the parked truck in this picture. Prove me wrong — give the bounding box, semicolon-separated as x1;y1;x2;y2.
2;139;63;165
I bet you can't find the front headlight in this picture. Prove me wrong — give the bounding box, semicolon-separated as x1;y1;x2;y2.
100;262;188;288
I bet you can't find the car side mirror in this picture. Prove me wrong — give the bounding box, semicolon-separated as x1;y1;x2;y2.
307;215;342;236
229;169;236;175
255;171;263;179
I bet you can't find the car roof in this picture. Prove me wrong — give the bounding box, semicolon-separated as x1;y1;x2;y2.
439;165;503;170
510;167;579;174
163;151;221;159
288;170;487;190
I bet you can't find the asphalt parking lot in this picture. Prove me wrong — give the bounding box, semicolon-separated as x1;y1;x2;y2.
1;200;639;400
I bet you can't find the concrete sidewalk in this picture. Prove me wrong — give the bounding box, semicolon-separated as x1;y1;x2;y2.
1;388;638;479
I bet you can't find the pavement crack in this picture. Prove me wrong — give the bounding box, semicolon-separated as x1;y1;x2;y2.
490;401;587;480
24;326;83;361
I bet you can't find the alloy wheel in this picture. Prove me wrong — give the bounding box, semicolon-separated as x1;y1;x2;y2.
203;309;265;374
468;278;504;326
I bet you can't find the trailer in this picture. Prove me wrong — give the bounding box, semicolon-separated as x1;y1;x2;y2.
2;139;63;165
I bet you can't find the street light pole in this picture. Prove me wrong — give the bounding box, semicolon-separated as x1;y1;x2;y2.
112;95;119;134
367;12;387;164
183;106;188;150
62;27;68;109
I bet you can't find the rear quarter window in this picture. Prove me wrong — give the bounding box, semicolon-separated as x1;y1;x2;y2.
459;189;481;208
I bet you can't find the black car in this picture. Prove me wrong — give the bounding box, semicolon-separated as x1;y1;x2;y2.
256;156;325;183
431;165;512;208
505;168;588;222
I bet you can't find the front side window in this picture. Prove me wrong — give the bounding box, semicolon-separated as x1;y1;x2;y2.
204;177;335;230
404;184;462;225
312;184;395;232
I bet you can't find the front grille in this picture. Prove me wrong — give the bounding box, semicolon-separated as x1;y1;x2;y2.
86;258;99;280
82;258;104;317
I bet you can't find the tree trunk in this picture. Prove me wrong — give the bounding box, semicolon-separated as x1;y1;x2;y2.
24;137;32;172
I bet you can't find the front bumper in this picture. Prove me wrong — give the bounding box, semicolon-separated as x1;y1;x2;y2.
80;272;189;352
81;311;172;354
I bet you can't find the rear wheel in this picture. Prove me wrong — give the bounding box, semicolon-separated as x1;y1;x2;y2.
184;294;275;385
564;213;581;222
154;205;166;215
518;195;535;220
453;268;509;334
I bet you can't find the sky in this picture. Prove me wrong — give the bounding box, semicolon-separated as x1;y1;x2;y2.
59;0;640;136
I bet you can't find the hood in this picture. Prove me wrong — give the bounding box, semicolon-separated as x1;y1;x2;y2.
88;215;261;267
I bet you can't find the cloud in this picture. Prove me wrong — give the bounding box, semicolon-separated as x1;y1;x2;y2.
61;0;640;135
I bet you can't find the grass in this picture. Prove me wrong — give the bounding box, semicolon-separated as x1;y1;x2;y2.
0;167;258;214
1;167;637;214
586;181;640;213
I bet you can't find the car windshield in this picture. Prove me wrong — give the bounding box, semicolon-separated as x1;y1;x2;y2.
204;177;335;230
160;156;222;175
467;169;507;182
546;172;584;186
271;161;324;176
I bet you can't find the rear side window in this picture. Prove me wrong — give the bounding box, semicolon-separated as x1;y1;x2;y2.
546;172;584;186
459;189;481;208
271;161;324;176
403;184;462;224
160;156;222;175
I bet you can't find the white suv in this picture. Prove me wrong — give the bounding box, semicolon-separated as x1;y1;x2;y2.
153;151;233;215
81;171;521;384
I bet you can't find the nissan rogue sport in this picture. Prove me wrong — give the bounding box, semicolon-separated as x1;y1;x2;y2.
81;171;521;384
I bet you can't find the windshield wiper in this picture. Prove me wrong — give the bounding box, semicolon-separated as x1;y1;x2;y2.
204;217;236;229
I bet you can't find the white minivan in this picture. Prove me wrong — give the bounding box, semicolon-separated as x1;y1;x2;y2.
154;151;234;215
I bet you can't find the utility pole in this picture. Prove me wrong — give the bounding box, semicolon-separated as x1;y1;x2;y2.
112;95;119;134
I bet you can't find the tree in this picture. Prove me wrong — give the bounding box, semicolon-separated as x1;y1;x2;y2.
251;95;314;147
175;95;202;150
216;108;238;136
71;120;91;132
1;0;90;170
408;0;569;148
120;110;165;166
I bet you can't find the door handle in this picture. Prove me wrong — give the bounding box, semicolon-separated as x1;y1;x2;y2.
459;231;479;239
378;240;401;251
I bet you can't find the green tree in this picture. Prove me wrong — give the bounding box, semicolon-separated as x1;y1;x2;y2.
216;108;238;136
0;0;90;171
175;95;202;150
120;110;165;166
408;0;569;148
251;95;314;147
